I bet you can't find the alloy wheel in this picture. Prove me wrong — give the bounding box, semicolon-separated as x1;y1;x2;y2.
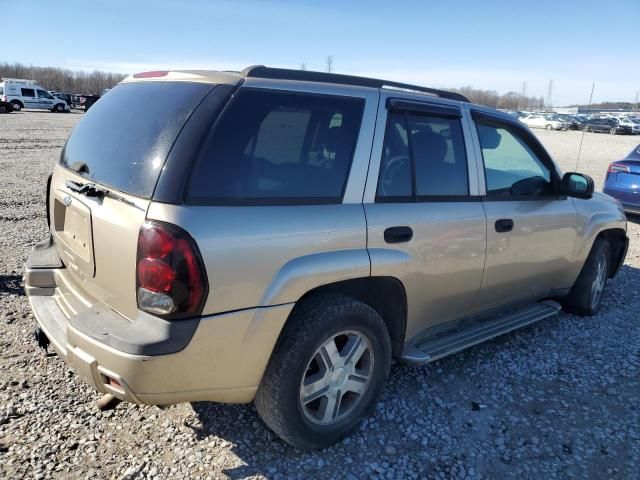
299;330;373;426
590;255;607;310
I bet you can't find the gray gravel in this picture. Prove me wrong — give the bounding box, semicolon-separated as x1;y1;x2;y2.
1;111;639;479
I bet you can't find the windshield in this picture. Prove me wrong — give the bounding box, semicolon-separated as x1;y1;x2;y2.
60;81;214;198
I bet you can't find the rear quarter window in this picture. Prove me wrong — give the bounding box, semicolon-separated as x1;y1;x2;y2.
187;88;364;205
60;81;214;198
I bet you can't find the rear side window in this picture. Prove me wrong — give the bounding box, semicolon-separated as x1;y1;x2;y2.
377;110;469;200
61;81;213;198
187;89;364;204
21;88;35;97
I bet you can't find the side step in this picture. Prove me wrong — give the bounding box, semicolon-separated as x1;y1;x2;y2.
401;300;561;365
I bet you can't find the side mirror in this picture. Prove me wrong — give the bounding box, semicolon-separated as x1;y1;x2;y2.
562;172;594;199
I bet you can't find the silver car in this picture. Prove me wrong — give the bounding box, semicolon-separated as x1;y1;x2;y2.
24;66;628;449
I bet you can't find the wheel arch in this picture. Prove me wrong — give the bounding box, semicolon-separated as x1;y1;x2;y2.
595;228;627;277
281;277;408;358
10;99;24;109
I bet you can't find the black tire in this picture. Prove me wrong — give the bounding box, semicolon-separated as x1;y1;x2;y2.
610;128;616;135
562;238;611;316
54;103;66;113
10;101;22;112
546;124;552;131
255;294;391;449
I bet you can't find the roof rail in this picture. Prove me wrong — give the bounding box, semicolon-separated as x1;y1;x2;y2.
1;78;37;84
241;66;469;103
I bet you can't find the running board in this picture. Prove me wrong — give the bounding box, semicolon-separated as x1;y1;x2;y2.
401;300;562;366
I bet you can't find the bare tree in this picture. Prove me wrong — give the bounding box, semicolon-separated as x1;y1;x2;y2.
0;62;127;95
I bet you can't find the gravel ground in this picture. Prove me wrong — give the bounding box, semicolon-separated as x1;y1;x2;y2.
0;111;638;479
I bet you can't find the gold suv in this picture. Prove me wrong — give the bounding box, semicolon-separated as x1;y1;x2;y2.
24;66;628;449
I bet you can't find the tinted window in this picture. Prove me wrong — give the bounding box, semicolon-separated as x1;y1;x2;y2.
476;122;552;196
188;89;364;204
21;88;35;97
0;87;3;95
377;110;469;199
61;81;213;198
37;90;52;99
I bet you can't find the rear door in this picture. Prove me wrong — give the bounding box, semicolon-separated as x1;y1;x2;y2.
470;110;579;310
50;80;217;319
364;93;487;340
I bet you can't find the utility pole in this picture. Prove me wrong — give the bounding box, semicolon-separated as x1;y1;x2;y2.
326;55;334;73
300;63;307;71
546;79;554;110
634;91;639;111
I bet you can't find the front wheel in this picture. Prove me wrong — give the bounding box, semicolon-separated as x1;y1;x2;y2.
54;104;65;113
546;124;552;130
255;294;391;449
562;238;611;316
610;128;617;135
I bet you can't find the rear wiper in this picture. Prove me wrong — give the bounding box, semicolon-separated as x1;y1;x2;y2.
64;180;142;210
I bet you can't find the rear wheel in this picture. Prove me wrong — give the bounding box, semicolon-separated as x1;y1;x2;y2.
10;101;22;112
255;294;391;449
546;124;552;130
562;238;611;316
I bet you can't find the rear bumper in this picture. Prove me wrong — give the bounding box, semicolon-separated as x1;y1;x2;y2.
24;236;293;405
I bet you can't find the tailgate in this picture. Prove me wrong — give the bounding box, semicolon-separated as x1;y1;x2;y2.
50;165;149;320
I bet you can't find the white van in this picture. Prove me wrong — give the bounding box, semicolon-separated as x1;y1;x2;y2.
0;78;69;112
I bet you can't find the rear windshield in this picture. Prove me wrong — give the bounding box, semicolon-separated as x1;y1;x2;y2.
187;88;364;205
61;81;214;198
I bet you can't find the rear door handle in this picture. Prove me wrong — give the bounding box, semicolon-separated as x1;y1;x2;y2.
384;226;413;244
495;219;514;233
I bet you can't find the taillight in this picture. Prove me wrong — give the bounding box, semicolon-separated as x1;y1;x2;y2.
136;222;208;318
0;95;6;102
608;163;630;173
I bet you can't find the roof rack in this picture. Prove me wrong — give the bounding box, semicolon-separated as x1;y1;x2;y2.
2;78;37;84
241;66;469;103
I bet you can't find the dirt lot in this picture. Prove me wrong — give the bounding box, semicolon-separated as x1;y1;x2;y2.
0;111;638;479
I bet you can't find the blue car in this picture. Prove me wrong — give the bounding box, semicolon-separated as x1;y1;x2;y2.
604;144;640;215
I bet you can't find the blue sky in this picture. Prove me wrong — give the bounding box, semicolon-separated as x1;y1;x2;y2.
4;0;639;105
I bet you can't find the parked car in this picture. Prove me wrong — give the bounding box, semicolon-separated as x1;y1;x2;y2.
520;114;568;130
614;117;640;134
603;144;640;214
555;114;584;130
52;92;81;109
24;66;628;449
584;118;633;134
0;78;69;112
0;83;13;113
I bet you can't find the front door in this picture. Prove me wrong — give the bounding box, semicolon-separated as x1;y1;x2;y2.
37;89;54;110
470;110;579;310
364;95;487;340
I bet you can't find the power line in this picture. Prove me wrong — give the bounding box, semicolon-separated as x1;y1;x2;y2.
575;82;595;172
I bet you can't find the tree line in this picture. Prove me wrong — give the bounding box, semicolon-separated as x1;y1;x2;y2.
452;86;544;110
0;62;127;95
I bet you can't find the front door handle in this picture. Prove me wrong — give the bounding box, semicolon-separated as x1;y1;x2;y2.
495;219;514;233
384;226;413;244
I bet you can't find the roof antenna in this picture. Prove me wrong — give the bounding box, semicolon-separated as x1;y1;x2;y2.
575;82;595;172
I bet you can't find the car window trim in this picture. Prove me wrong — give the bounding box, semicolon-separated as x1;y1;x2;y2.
471;109;563;201
386;98;463;119
375;106;473;203
183;86;366;206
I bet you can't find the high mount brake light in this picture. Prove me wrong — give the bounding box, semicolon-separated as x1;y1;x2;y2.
608;163;630;173
136;222;208;318
133;70;169;79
